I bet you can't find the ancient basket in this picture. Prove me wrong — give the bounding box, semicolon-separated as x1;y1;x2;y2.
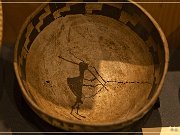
14;0;169;131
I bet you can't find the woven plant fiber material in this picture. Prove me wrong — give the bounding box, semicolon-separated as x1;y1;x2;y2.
26;14;153;123
14;1;169;131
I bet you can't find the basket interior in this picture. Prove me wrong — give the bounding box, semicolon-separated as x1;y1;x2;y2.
15;2;166;124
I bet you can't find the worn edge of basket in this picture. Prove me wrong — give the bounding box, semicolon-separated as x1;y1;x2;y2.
13;0;169;129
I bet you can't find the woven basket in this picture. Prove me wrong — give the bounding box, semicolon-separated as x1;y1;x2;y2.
14;0;169;131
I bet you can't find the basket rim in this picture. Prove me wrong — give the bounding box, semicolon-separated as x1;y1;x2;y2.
13;0;169;128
